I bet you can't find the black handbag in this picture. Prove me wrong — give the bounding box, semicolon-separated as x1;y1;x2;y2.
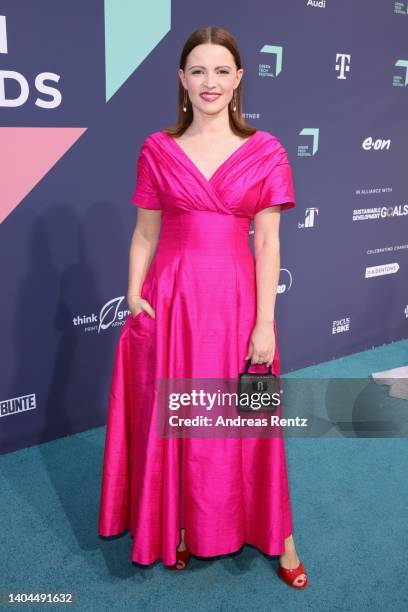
237;359;281;412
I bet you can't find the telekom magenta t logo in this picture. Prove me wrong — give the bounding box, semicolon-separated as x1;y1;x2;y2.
335;53;351;80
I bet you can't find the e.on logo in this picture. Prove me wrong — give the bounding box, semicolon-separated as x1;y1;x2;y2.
362;136;391;151
0;14;62;108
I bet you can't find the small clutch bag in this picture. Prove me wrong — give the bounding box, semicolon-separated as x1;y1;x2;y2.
237;359;280;412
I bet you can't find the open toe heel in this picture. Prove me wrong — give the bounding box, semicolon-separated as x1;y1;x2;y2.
278;560;308;589
169;548;191;571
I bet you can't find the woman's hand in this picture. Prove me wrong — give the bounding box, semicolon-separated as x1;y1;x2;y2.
127;294;155;319
245;321;275;367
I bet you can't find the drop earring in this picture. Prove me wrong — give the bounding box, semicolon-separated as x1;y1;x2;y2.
183;88;188;112
231;89;237;112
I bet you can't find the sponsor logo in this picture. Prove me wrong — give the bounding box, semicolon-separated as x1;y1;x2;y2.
362;137;391;151
0;393;36;417
352;205;408;221
335;53;351;80
307;0;327;9
393;59;408;87
365;263;400;278
73;296;130;333
298;207;319;228
332;317;350;334
298;128;319;157
258;45;283;78
278;268;293;294
394;1;408;16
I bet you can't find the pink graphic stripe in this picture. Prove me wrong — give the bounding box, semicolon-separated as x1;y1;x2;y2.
0;127;87;224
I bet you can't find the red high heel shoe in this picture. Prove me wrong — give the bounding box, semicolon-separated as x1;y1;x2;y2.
278;559;308;588
169;547;191;571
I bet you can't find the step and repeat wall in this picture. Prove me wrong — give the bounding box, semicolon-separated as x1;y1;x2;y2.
1;1;407;454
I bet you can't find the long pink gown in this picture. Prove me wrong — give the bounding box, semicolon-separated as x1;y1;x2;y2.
98;129;296;566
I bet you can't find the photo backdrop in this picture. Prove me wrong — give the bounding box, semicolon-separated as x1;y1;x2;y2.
1;0;407;454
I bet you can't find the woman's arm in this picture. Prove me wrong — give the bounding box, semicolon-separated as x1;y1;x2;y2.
246;205;281;366
254;205;281;324
127;209;161;316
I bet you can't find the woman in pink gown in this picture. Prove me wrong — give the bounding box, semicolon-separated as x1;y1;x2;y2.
98;26;308;588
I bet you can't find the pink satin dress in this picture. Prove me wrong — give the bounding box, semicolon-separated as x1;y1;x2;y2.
98;129;296;566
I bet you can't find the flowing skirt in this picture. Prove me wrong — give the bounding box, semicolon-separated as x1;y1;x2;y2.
98;210;293;566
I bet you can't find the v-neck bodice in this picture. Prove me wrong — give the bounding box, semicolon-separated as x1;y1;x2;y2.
131;128;296;219
162;130;259;184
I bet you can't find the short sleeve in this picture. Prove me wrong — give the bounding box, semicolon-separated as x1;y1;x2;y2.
254;144;296;215
130;147;162;210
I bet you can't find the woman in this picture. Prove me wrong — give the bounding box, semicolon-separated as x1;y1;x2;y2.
98;26;308;589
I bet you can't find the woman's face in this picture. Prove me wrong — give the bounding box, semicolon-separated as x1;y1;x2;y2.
179;43;243;117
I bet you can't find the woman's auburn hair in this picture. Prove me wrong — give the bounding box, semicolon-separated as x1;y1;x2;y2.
163;25;257;139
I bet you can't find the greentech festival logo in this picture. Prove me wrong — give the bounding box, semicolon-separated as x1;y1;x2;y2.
258;45;283;78
298;128;319;157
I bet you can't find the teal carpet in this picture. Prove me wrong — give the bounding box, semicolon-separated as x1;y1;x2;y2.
1;339;407;611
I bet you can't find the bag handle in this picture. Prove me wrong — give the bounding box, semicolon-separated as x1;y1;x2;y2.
244;358;272;375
